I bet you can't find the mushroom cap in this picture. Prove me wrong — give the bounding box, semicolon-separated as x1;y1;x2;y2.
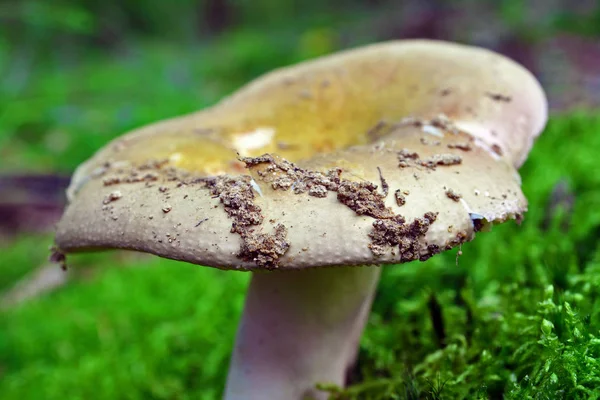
55;40;547;270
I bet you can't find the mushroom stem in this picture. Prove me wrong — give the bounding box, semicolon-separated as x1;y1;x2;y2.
224;266;381;400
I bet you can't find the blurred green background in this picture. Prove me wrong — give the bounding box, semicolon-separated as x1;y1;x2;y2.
1;0;600;399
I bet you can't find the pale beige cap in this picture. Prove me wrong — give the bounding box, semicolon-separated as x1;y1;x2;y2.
55;40;547;270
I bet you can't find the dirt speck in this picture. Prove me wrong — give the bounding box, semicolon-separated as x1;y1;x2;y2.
485;92;512;102
418;154;462;169
445;231;469;251
445;188;461;202
491;144;503;156
430;115;460;135
394;189;406;206
162;205;172;213
195;218;209;227
447;142;472;151
377;167;389;197
397;148;420;168
397;147;461;170
103;191;122;204
398;148;419;159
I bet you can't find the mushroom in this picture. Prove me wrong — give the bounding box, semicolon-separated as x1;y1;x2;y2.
54;40;547;400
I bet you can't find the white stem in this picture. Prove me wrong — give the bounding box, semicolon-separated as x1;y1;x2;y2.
224;266;381;400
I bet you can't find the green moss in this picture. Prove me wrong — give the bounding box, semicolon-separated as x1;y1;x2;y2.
0;255;248;400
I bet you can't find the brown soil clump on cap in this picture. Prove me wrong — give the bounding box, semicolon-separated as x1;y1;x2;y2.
203;175;290;268
205;176;264;231
244;155;394;219
241;154;444;263
368;212;438;260
337;181;394;219
242;155;341;198
239;224;290;267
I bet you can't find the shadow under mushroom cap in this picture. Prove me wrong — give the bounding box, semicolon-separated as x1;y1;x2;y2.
55;40;547;271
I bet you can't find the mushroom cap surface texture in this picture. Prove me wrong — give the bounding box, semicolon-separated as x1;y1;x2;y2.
55;40;548;271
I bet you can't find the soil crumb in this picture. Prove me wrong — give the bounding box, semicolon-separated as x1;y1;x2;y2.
337;180;394;219
447;142;472;151
397;147;462;170
491;144;504;156
485;92;512;102
445;188;461;202
395;189;406;206
103;191;122;204
377;166;389;197
238;224;290;267
418;154;462;169
368;212;439;260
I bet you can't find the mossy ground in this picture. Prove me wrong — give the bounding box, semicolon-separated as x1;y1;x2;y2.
1;28;600;400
